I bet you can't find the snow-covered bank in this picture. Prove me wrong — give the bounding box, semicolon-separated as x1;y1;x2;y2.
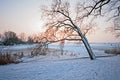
0;55;120;80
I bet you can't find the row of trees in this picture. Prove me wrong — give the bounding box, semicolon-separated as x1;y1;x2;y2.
0;30;67;46
0;31;43;45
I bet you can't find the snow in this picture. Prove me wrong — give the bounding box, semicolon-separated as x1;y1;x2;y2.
0;43;120;80
49;42;120;57
0;55;120;80
0;44;38;51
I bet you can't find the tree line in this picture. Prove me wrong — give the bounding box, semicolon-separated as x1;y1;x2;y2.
0;31;44;45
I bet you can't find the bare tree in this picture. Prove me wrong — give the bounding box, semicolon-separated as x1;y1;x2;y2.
106;16;120;38
78;0;119;17
82;0;120;37
42;0;96;60
18;33;27;42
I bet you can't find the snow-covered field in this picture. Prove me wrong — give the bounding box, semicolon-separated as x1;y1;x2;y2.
0;43;120;80
0;55;120;80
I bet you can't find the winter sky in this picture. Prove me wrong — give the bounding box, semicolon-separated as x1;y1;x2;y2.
0;0;119;42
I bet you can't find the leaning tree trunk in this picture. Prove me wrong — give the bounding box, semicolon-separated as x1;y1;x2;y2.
81;35;96;60
76;28;96;60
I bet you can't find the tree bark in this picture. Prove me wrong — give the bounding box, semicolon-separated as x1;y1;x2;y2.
81;35;96;60
75;26;96;60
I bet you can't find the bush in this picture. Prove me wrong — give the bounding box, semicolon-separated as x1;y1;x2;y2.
0;52;20;65
30;48;47;57
104;48;120;54
30;43;48;57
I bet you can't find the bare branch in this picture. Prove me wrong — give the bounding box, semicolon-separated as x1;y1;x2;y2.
41;0;96;60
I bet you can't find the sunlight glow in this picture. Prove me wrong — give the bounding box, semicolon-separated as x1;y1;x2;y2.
0;0;119;42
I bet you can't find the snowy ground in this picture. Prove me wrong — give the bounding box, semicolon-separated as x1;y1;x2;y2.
0;43;120;80
0;55;120;80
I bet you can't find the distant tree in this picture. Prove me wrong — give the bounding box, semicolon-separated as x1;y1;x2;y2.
2;31;21;45
32;33;42;43
18;33;27;42
0;33;1;40
27;36;34;44
0;34;3;45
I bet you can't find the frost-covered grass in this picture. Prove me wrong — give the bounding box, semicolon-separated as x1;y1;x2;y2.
0;53;20;65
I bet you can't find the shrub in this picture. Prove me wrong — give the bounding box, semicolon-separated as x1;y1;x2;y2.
0;52;20;65
18;52;24;58
30;43;48;57
104;48;120;54
30;48;47;57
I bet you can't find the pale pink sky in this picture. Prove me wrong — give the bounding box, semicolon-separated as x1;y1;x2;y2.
0;0;119;42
